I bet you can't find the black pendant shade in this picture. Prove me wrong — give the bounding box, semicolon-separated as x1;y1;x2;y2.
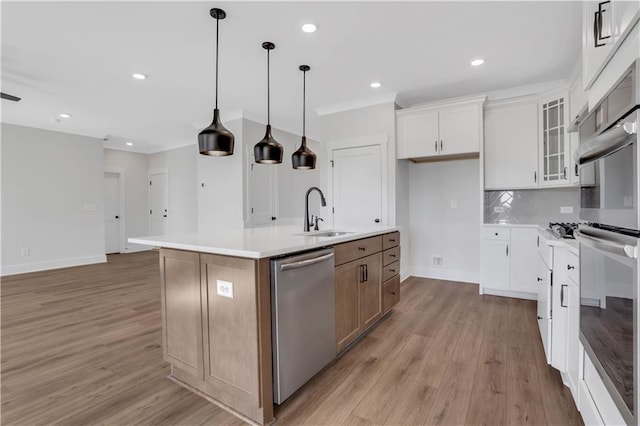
254;42;283;164
198;8;235;156
292;65;316;170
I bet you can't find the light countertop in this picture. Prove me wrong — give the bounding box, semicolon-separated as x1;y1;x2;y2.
129;225;400;259
484;223;579;256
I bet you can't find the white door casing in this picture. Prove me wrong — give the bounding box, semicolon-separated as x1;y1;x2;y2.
247;150;278;227
330;139;386;229
103;171;123;254
149;172;169;235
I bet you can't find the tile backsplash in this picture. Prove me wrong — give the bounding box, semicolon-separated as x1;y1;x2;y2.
484;187;580;226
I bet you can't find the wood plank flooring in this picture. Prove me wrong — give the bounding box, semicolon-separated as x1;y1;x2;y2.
1;251;582;425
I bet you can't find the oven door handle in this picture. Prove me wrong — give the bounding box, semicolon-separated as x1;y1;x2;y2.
575;229;638;259
574;121;636;165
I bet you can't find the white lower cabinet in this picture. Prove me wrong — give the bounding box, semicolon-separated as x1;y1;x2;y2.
481;226;538;297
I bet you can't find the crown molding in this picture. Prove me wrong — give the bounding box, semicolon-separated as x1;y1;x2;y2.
314;91;399;116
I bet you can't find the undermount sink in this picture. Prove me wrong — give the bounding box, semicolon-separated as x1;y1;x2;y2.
296;230;354;237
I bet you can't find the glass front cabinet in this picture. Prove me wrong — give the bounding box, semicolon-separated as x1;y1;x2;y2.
539;91;570;186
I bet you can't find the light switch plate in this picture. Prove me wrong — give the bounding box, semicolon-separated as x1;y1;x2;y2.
216;280;234;299
560;206;574;214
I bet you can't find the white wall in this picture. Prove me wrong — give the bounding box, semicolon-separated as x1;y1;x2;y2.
149;144;198;234
409;159;481;284
103;149;150;252
1;123;106;275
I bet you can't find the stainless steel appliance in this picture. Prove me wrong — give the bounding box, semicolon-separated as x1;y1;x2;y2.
576;59;640;425
271;248;336;404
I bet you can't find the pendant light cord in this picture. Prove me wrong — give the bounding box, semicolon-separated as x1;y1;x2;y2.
302;69;306;138
215;16;219;109
267;49;271;125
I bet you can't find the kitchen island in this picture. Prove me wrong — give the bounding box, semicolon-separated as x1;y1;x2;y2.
129;225;401;425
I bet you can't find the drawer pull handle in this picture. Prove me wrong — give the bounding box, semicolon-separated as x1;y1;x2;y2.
390;254;396;258
567;265;575;270
389;269;396;273
537;277;543;282
358;247;366;251
537;316;543;320
390;292;397;295
494;232;498;236
389;238;396;242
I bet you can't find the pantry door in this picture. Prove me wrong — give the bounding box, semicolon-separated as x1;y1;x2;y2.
331;141;385;229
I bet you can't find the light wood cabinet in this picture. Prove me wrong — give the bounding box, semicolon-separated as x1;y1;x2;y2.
159;249;204;379
335;232;400;352
396;98;484;161
159;249;273;425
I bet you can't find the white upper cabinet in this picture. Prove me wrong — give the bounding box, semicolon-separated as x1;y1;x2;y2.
538;90;570;186
583;0;640;89
396;97;485;161
484;99;539;190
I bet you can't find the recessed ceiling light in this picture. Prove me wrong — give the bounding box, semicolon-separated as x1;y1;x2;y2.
132;73;147;80
470;59;485;67
126;142;133;146
301;23;317;33
370;82;382;88
59;113;71;118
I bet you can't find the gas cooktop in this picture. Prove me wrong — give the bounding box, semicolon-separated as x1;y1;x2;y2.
548;222;578;239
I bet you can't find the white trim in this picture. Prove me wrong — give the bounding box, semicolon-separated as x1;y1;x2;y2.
411;266;479;285
397;94;487;115
314;92;399;116
326;135;389;229
104;168;126;254
0;255;107;276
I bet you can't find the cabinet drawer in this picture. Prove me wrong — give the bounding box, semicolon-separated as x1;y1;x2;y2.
382;275;400;314
567;251;578;284
382;246;400;266
382;260;400;282
382;232;400;250
482;226;510;241
334;236;383;266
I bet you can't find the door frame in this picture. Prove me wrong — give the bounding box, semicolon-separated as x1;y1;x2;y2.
104;168;126;254
326;134;389;229
148;169;169;235
244;147;278;228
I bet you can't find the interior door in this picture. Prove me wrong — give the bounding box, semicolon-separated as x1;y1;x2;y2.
103;172;121;254
249;161;277;227
332;145;383;229
150;172;169;235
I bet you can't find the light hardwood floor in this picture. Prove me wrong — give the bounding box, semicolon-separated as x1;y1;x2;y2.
1;251;582;425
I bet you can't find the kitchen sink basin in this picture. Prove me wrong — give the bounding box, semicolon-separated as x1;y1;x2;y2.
296;231;354;237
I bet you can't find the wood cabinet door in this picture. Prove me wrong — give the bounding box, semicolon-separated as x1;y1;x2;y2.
438;104;481;156
335;260;362;352
484;100;539;189
396;110;439;159
360;253;382;330
159;249;204;379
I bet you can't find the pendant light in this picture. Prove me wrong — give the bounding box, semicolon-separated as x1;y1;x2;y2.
254;42;283;164
198;8;234;156
292;65;316;170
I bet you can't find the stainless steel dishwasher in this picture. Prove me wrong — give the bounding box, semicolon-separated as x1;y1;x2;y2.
271;248;336;404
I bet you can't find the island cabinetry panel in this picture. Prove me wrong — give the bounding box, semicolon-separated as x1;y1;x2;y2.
159;249;204;379
335;232;400;352
159;249;273;425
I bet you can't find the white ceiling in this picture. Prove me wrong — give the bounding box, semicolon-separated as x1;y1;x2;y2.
1;1;582;153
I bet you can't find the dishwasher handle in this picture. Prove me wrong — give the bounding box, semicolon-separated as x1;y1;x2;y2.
280;252;334;271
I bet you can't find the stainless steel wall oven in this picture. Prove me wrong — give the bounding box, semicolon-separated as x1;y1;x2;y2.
576;59;640;425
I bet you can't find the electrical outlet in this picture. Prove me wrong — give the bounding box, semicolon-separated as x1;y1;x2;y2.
560;206;574;214
216;280;234;299
21;248;30;257
450;200;457;209
432;256;443;266
494;206;505;213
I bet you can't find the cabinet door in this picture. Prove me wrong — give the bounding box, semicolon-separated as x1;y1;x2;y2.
396;110;439;159
200;254;260;399
481;240;510;290
439;104;481;156
509;228;539;293
484;101;539;189
159;249;204;379
551;257;568;372
539;92;570;186
537;255;552;364
569;132;580;185
566;278;580;398
360;253;382;330
335;260;362;352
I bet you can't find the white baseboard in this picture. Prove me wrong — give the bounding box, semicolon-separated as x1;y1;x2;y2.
482;287;537;301
1;255;107;276
400;268;411;282
411;266;479;284
123;244;152;253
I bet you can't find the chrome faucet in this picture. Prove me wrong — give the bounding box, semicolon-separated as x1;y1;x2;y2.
304;187;327;232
